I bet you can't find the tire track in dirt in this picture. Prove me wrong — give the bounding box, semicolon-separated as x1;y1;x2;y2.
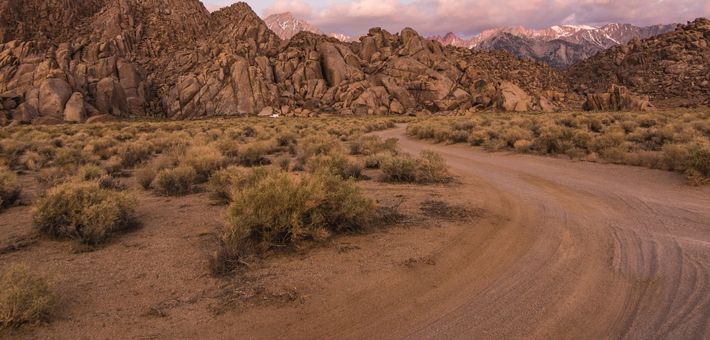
365;124;710;339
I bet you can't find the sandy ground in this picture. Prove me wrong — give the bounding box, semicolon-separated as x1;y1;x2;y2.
2;124;709;339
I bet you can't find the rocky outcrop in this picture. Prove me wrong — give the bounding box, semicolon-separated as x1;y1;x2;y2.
582;85;655;112
1;0;683;125
569;18;710;108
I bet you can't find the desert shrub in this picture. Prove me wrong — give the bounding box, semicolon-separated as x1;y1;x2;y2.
117;141;154;168
32;181;137;244
236;142;273;167
154;166;197;196
19;151;45;171
684;144;710;184
214;171;373;272
350;135;399;155
0;264;53;329
364;154;385;169
182;145;225;182
513;139;533;152
381;151;451;184
0;167;21;209
276;156;291;171
53;148;93;167
381;154;418;182
76;165;106;181
134;166;156;189
306;153;362;179
416;150;452;183
207;166;242;203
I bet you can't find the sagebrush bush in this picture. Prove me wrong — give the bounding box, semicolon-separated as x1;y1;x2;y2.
381;155;418;182
416;150;452;183
0;167;21;209
406;111;709;183
236;142;273;167
182;145;225;182
213;171;374;273
381;151;451;184
306;152;362;179
0;264;53;330
134;166;157;189
32;181;137;244
154;166;197;196
76;164;106;181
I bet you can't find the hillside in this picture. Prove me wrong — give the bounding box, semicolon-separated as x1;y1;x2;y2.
567;18;710;107
0;0;576;124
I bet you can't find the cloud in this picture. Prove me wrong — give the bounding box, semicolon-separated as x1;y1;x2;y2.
264;0;313;17
258;0;709;38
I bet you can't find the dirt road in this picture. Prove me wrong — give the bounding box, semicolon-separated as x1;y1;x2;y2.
363;125;710;339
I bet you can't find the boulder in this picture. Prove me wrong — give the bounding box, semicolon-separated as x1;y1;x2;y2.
583;85;655;112
494;81;532;112
38;78;72;117
95;77;129;116
258;106;274;117
63;92;86;122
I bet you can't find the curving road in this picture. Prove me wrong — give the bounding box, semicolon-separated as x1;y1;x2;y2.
360;125;710;339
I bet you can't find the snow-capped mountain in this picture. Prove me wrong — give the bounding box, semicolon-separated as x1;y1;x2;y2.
264;12;323;40
264;12;355;42
430;23;677;67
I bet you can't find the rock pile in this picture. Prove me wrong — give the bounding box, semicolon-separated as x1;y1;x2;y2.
0;0;701;124
568;18;710;108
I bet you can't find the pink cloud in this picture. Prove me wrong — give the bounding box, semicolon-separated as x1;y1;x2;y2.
259;0;710;37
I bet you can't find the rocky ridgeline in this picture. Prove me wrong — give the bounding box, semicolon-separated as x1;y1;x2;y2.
568;18;710;108
0;0;701;124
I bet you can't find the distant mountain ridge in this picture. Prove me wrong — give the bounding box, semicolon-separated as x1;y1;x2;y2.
429;23;678;67
264;12;355;42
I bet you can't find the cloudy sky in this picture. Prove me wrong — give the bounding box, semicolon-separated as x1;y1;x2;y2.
203;0;710;37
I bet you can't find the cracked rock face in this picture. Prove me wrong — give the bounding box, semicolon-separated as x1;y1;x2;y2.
0;0;688;124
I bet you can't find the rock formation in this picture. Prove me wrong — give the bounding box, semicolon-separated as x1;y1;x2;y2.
582;85;655;112
0;0;700;124
0;0;579;124
568;18;710;107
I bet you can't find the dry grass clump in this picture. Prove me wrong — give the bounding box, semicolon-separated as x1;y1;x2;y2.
212;170;374;274
381;150;452;184
0;167;21;210
305;152;363;179
32;181;137;244
154;166;197;196
349;135;399;156
236;141;274;167
182;145;225;182
0;264;53;330
407;111;710;183
115;141;154;168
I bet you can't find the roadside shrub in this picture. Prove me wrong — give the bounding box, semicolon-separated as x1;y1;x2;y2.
19;151;45;171
0;167;21;209
381;150;452;184
0;264;53;329
213;171;374;273
381;155;418;182
32;181;137;244
154;166;197;196
416;150;452;183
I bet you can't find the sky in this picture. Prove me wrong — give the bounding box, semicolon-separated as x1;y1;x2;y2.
202;0;710;37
